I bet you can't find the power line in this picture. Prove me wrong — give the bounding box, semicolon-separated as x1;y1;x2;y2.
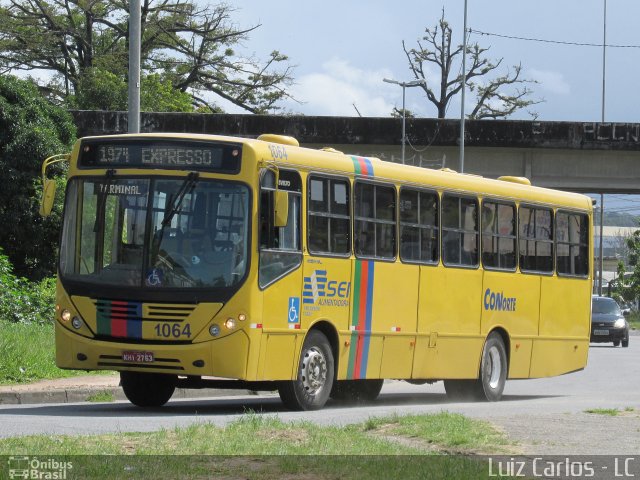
469;28;640;49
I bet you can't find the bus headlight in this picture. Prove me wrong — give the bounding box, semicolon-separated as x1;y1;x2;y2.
224;318;236;330
61;309;72;322
209;324;220;337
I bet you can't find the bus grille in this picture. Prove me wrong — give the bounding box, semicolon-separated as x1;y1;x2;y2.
94;299;195;341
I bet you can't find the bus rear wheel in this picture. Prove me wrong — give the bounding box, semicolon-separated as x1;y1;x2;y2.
120;371;176;407
278;330;334;411
444;332;507;402
330;379;384;403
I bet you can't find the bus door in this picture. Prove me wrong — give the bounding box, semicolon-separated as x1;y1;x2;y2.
257;169;304;381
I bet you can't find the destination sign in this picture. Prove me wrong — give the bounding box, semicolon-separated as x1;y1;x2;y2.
79;139;242;173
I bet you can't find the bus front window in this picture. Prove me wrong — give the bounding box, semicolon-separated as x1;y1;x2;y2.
60;177;249;291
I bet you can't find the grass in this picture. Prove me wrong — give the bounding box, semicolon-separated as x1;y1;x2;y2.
584;407;637;416
584;408;620;416
0;321;110;385
628;312;640;330
362;412;512;454
85;390;116;403
0;413;511;479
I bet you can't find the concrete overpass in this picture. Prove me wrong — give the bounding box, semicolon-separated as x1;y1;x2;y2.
71;111;640;193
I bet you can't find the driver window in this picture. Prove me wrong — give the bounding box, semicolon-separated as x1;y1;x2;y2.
259;169;302;288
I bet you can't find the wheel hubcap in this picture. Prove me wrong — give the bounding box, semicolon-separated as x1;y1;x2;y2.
487;346;502;390
301;347;327;395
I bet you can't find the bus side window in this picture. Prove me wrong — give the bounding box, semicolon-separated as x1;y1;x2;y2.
556;211;589;277
519;206;554;274
442;194;478;267
481;201;516;271
259;170;302;288
399;188;438;264
308;175;350;256
354;181;396;259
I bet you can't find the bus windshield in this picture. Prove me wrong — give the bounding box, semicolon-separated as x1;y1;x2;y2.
60;177;249;290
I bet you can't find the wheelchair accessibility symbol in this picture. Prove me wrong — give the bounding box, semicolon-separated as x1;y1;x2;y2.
288;297;300;323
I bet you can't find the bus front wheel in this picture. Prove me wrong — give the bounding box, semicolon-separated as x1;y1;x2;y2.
120;371;176;407
278;330;334;411
444;332;507;402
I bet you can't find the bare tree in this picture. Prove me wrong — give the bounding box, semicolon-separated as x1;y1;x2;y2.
402;9;541;119
0;0;294;113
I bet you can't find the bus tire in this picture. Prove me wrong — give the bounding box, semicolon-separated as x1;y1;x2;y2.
278;330;334;411
477;332;508;402
120;371;176;407
443;379;478;402
444;333;507;402
330;379;384;403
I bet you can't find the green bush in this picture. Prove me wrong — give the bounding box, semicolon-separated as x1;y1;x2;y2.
0;248;55;325
0;75;76;280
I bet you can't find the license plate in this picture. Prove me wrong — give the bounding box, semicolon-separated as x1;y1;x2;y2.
593;329;609;336
122;350;154;362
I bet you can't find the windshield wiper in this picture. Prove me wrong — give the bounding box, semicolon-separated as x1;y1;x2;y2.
160;172;199;229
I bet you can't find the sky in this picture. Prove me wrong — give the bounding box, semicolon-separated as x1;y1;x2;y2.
229;0;640;217
229;0;640;122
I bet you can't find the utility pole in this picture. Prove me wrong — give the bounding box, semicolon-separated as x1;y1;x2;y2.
598;0;607;295
459;0;469;173
128;0;141;133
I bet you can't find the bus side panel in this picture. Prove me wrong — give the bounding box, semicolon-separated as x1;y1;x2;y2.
301;257;352;380
481;271;540;379
414;266;483;379
345;260;418;380
259;265;303;381
376;262;419;380
258;333;298;380
530;276;591;377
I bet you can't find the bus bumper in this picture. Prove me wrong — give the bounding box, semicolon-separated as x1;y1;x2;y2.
55;321;250;379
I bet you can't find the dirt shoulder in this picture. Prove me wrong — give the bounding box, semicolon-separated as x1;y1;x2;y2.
489;410;640;455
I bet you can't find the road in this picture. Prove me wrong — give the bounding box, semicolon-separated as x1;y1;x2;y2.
1;338;639;454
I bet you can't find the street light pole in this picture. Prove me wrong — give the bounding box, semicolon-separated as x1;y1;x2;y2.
383;78;426;164
128;0;141;133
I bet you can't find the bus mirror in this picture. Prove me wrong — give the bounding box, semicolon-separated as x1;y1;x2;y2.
39;179;56;217
274;190;289;227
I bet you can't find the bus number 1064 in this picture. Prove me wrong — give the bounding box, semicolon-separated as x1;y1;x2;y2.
154;323;192;339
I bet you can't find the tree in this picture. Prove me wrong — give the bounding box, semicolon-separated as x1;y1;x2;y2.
391;107;415;119
67;68;195;112
611;227;640;306
402;9;540;119
0;75;76;280
0;1;294;113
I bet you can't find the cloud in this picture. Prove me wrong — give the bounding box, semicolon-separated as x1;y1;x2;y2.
528;69;570;95
285;57;395;116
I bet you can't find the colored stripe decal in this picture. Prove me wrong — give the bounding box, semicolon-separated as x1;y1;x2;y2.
346;260;375;379
96;300;143;339
350;156;374;177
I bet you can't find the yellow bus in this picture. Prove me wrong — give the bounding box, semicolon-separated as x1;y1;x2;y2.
40;133;593;410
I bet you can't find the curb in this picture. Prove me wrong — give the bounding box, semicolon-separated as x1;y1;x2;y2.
0;386;262;406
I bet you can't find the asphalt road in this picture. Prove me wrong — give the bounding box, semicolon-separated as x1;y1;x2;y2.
1;338;639;455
